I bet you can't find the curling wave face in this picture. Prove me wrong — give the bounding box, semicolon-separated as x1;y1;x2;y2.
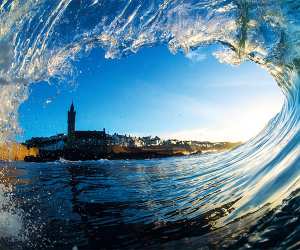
0;0;300;248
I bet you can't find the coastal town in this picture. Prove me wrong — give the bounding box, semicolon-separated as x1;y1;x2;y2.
20;102;241;162
0;103;240;162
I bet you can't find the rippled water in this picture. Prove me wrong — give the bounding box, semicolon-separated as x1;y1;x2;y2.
1;0;300;249
0;156;300;249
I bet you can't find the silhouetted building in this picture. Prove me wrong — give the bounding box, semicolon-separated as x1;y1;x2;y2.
65;103;110;160
24;133;67;161
24;102;110;161
25;134;66;150
68;102;76;137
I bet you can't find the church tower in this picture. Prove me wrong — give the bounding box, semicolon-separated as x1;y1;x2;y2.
68;102;76;137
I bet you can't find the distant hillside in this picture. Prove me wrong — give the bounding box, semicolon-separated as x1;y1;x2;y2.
0;142;38;161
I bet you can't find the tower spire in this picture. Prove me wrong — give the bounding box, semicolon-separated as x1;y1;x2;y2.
70;100;74;111
68;101;76;137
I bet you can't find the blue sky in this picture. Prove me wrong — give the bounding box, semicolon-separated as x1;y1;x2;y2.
18;45;283;142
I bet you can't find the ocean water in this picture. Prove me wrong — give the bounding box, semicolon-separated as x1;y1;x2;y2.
1;156;300;250
1;0;300;249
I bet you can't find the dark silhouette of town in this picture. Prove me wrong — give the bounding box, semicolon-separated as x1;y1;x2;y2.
24;103;240;162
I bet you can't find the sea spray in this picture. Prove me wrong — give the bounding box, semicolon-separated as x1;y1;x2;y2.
0;170;23;241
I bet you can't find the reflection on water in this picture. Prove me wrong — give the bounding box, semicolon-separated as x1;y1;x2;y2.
0;156;247;250
1;155;300;249
1;156;296;249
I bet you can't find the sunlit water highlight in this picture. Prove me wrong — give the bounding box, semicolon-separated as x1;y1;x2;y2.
0;0;300;249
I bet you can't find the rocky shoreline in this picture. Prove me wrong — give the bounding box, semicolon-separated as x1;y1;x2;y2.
24;145;203;162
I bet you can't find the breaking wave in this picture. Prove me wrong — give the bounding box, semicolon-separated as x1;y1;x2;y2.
1;0;300;248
